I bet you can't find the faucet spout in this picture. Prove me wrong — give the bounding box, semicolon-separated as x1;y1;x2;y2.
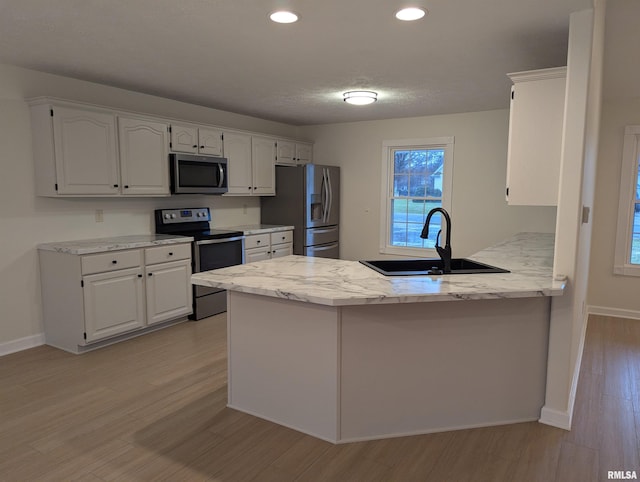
420;207;452;273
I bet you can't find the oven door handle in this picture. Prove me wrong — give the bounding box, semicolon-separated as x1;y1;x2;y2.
195;236;245;246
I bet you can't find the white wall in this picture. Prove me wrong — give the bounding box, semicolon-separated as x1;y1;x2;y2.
588;97;640;314
300;110;557;262
0;63;299;349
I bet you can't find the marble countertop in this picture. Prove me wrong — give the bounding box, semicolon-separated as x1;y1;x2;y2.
191;232;565;307
221;224;294;235
38;234;194;255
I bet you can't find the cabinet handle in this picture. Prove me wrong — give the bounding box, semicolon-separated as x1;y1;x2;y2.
200;145;204;149
112;260;118;264
248;186;252;190
148;273;153;276
113;184;119;188
256;240;261;244
124;185;129;189
138;274;142;278
282;236;286;240
168;252;173;256
193;144;198;148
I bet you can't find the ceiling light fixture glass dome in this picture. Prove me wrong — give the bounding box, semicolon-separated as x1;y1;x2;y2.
343;91;378;105
395;7;426;21
269;10;299;23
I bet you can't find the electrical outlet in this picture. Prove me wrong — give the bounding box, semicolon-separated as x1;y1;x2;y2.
95;209;104;223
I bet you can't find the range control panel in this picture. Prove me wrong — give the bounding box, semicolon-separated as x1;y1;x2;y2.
158;208;210;224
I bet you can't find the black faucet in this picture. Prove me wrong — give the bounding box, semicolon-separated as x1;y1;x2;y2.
420;207;452;274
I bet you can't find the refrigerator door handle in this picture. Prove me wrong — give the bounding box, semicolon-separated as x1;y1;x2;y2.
322;168;330;223
326;168;333;221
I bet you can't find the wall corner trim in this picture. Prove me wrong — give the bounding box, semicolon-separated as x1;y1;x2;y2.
0;333;45;357
539;406;572;430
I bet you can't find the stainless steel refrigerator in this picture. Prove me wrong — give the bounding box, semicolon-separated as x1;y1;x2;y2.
261;164;339;258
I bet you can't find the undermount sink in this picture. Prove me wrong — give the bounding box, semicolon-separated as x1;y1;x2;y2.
359;258;510;276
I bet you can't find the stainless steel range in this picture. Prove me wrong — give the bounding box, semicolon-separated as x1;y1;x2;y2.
155;208;244;320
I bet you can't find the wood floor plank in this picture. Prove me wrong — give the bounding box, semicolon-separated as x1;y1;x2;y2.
555;441;599;482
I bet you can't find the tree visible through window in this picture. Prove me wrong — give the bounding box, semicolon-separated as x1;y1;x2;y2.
391;148;444;248
381;137;454;256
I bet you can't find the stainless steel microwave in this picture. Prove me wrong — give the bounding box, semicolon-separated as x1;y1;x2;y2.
170;153;228;194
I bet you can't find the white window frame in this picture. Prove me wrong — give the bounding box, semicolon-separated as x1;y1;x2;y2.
380;136;454;257
615;126;640;276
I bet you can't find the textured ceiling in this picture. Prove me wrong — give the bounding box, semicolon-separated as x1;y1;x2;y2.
0;0;593;126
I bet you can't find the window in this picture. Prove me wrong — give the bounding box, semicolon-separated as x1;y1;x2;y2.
380;137;454;256
615;126;640;276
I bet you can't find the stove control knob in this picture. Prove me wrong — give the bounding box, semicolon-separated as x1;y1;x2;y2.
170;214;176;219
164;213;171;219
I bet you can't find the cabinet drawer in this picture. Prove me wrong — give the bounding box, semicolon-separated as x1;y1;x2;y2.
245;233;270;249
81;249;142;275
271;230;293;246
145;243;191;265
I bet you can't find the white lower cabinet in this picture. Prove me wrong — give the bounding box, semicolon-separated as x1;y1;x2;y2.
244;230;293;263
39;242;192;354
83;267;146;342
145;259;192;326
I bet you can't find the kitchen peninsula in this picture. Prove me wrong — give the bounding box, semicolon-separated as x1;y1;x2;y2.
192;233;564;443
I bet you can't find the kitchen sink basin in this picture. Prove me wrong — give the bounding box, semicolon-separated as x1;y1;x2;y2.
359;258;510;276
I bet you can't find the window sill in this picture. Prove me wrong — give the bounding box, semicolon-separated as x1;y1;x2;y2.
379;246;438;258
613;264;640;277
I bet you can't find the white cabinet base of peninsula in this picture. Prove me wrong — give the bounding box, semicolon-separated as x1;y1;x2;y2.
39;243;192;354
226;291;550;443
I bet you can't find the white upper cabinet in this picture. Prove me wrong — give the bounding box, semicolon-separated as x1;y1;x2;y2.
224;131;254;195
198;127;224;156
506;67;567;206
171;124;223;157
118;116;170;196
251;136;276;195
224;133;275;196
276;140;313;165
50;105;120;195
30;100;170;197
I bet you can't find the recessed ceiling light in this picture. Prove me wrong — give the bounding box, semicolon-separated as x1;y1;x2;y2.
395;7;426;21
343;91;378;106
270;10;299;23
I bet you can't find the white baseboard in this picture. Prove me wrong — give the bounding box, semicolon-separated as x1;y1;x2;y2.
539;406;572;430
588;305;640;321
0;333;45;357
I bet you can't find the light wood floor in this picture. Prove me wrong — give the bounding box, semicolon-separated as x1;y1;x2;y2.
1;314;639;481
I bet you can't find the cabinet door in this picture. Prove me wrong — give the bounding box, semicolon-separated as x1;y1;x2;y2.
245;247;271;263
506;68;566;206
276;140;296;165
270;244;293;259
252;136;276;195
52;105;119;195
83;267;145;342
145;259;193;325
296;143;313;164
198;128;223;157
118;117;170;196
171;124;198;153
224;131;253;195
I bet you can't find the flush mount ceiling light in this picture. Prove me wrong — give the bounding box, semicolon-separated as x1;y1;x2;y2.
269;10;299;23
395;7;427;21
343;91;378;105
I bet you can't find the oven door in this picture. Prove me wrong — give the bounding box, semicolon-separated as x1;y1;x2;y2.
193;236;245;297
